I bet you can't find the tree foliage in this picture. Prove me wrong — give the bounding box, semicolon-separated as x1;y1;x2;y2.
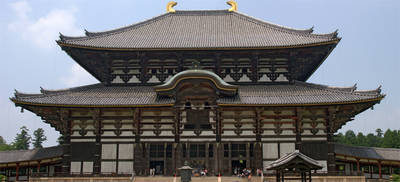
13;126;31;150
32;128;47;148
0;136;15;151
335;128;400;149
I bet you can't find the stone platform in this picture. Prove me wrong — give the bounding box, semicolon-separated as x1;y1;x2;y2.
29;176;366;182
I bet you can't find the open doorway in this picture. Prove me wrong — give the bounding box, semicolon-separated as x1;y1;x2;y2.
149;161;164;175
232;160;247;175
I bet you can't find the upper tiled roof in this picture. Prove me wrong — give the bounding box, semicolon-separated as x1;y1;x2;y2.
11;81;383;107
57;10;339;50
335;144;400;162
0;146;63;164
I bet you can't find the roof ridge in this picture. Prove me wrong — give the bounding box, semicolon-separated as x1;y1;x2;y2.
13;83;103;100
232;11;338;39
296;81;382;97
62;13;171;42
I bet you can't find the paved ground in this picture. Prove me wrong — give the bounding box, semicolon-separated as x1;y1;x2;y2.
133;176;266;182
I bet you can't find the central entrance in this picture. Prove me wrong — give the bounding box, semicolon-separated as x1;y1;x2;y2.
232;160;247;175
149;161;164;175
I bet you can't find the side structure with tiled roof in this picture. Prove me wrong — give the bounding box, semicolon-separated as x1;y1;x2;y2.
8;1;385;180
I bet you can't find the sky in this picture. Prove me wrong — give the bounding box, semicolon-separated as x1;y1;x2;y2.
0;0;399;147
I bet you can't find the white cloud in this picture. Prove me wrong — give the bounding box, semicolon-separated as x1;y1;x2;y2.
61;63;98;87
8;1;83;49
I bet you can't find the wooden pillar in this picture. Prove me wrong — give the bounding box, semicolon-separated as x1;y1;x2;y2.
255;108;262;142
92;109;101;175
326;107;337;173
60;110;71;175
16;163;19;181
281;171;285;182
37;161;41;173
216;108;221;142
309;170;312;182
356;158;360;174
378;160;382;179
295;108;303;150
174;108;180;143
276;170;280;182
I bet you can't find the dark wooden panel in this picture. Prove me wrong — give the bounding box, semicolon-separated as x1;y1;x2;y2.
301;141;328;160
70;142;97;161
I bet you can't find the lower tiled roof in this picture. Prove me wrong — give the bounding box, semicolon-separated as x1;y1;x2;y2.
334;144;400;162
11;81;383;107
0;146;63;164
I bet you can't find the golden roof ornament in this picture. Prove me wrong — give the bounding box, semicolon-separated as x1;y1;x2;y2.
227;0;238;12
167;1;177;13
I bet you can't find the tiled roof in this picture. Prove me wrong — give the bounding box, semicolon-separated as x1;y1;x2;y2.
11;81;382;107
12;84;174;107
219;81;383;105
335;144;400;162
0;146;63;164
57;10;339;50
266;150;323;170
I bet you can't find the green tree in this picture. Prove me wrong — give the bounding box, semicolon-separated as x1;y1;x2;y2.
0;136;15;151
32;128;47;148
382;129;398;148
376;128;383;138
57;134;64;145
0;136;5;145
356;132;366;146
344;130;357;145
13;126;31;150
366;133;380;147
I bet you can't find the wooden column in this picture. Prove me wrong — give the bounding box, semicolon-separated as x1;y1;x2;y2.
295;107;303;150
60;110;71;174
135;109;141;143
378;160;382;179
356;158;360;174
216;108;222;142
16;164;19;181
255;108;262;142
37;161;41;173
174;108;180;143
92;109;101;175
326;107;337;173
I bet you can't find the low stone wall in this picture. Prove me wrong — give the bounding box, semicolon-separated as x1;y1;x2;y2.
29;176;366;182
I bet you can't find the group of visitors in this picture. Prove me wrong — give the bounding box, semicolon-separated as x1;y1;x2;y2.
149;168;156;176
234;167;252;178
200;168;208;177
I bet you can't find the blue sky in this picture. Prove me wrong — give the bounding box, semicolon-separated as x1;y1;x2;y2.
0;0;399;147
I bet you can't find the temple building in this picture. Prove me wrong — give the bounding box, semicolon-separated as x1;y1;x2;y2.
2;1;395;181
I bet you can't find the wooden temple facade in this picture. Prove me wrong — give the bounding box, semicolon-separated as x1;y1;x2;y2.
9;1;384;179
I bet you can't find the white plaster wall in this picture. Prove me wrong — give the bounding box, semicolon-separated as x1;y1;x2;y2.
82;162;93;173
280;143;295;157
276;74;288;82
120;131;135;137
102;144;117;159
239;75;251;82
102;131;117;137
118;162;134;174
101;162;116;173
224;75;234;82
263;143;278;159
70;162;81;173
119;144;134;159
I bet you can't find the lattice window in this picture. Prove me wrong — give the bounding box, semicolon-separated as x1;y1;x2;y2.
149;144;164;158
231;144;246;158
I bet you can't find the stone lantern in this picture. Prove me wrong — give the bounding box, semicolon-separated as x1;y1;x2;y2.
179;161;193;182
